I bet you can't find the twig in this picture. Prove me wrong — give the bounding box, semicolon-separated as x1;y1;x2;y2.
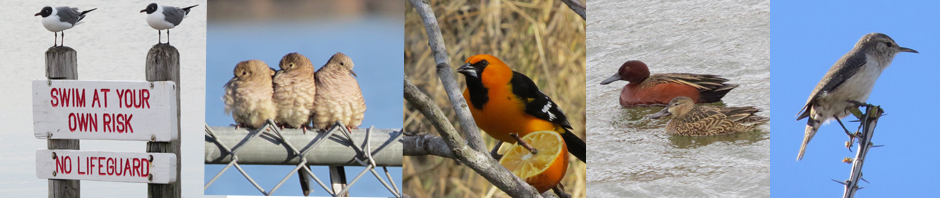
404;77;542;197
402;134;453;158
559;0;586;20
408;0;488;154
842;105;884;198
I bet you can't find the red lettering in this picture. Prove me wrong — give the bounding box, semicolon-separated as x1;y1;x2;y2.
132;158;140;177
76;89;85;107
100;89;110;108
92;90;101;108
125;114;133;133
97;157;105;175
116;89;124;108
89;157;96;175
61;89;70;107
116;114;125;133
50;88;59;107
78;156;85;175
89;113;97;132
132;89;140;108
56;155;70;175
107;158;114;175
68;113;76;132
141;158;150;177
103;114;112;132
123;158;131;176
77;113;86;132
141;89;150;109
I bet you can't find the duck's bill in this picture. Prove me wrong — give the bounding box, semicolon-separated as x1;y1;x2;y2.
648;108;671;119
600;73;622;85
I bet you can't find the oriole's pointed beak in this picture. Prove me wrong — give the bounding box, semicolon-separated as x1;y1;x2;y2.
457;63;476;78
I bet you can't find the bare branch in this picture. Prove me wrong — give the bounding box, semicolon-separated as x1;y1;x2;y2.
402;134;453;158
560;0;586;20
408;0;488;154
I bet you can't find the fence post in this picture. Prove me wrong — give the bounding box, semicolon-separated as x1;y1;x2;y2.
46;46;80;198
145;43;181;198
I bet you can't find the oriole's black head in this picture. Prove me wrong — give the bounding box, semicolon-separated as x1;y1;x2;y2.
457;59;488;80
141;3;158;14
35;6;52;17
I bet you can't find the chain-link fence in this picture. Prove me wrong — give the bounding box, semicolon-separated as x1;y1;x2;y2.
205;120;402;197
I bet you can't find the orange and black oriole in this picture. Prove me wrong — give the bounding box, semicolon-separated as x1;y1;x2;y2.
457;54;586;162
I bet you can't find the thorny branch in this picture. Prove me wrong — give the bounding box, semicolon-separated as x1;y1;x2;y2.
841;105;883;198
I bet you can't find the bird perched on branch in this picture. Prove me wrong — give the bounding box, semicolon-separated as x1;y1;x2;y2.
273;52;317;131
600;60;738;107
649;96;768;135
312;52;366;197
457;54;586;162
796;33;917;160
222;60;277;129
35;6;97;47
140;3;198;44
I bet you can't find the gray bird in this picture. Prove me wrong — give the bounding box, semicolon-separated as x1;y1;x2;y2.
140;3;198;44
796;33;917;160
35;6;97;46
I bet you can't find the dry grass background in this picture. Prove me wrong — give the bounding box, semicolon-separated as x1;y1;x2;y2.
404;0;586;197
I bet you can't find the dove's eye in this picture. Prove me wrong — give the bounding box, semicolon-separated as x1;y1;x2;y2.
340;62;344;66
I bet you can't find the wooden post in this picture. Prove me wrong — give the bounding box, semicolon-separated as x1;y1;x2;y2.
145;43;181;198
45;46;80;198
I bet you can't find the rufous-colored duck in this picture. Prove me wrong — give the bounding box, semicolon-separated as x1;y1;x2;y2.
600;60;738;107
648;96;768;136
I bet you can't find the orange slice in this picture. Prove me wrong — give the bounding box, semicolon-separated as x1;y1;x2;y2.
498;131;569;193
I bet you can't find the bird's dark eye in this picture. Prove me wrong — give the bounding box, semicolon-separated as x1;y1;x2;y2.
340;62;345;66
289;63;294;68
885;42;893;47
242;71;247;75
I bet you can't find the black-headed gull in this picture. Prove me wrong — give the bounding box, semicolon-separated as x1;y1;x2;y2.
35;6;97;47
140;3;198;44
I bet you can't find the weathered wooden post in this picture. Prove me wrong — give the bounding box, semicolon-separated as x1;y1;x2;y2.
45;46;80;198
145;43;181;198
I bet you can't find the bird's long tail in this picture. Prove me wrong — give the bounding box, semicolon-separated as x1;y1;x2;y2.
798;117;821;161
329;166;348;196
561;130;586;162
81;8;97;15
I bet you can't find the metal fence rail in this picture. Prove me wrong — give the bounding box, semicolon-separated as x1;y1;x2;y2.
204;120;402;197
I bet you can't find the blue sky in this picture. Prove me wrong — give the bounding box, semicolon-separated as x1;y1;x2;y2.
203;19;403;196
771;1;940;197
